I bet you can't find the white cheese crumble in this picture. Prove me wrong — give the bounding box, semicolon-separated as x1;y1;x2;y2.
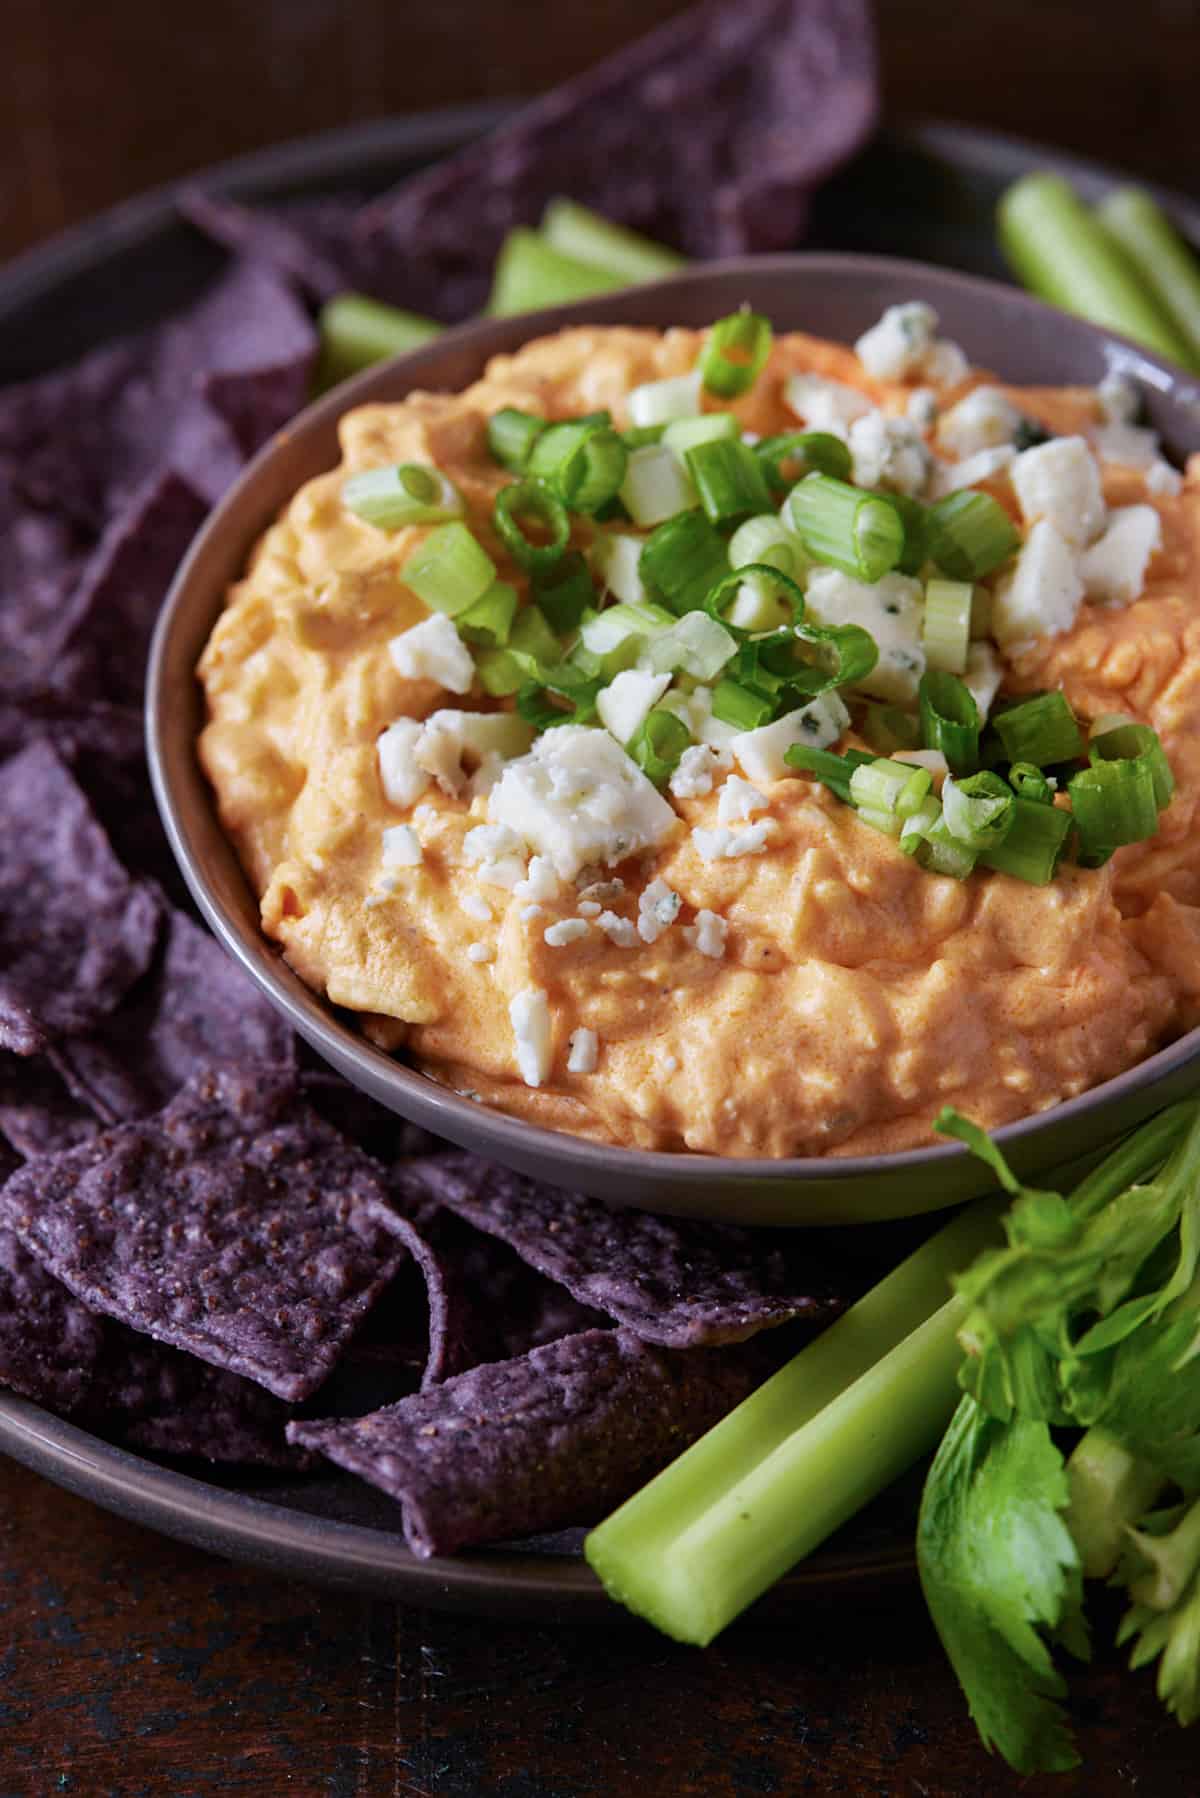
467;942;495;964
730;693;850;786
669;743;724;800
931;444;1015;498
1147;459;1183;496
462;822;527;890
717;775;768;825
783;372;871;438
412;710;533;798
381;824;422;867
567;1027;599;1074
854;302;968;387
388;613;474;694
906;387;938;431
597;910;638;948
377;718;431;810
578;877;625;904
460;892;493;923
520;904;545;923
1011;436;1105;547
1097;373;1140;425
513;855;561;904
804;568;925;704
509;988;551;1088
1079;504;1162;605
596;669;671;746
692;821;777;862
936;386;1022;458
683;909;728;959
848;411;931;497
1094;422;1161;471
488;726;677;881
991;520;1085;647
544;918;590;948
637;877;682;944
577;899;602;917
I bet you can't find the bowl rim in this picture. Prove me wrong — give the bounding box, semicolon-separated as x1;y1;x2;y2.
146;248;1200;1189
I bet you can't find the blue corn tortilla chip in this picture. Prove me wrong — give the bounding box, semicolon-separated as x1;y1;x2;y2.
0;1226;108;1412
0;741;162;1055
0;1065;417;1401
353;0;877;319
288;1327;775;1557
179;189;361;307
391;1155;847;1347
298;1067;444;1163
52;907;295;1125
0;1053;103;1159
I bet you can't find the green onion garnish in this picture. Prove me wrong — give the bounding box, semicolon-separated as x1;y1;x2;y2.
1007;762;1055;805
644;610;738;683
457;580;519;647
1069;758;1160;865
705;565;803;634
532;550;595;636
978;795;1072;884
487;408;547;473
863;704;922;755
993;691;1083;768
402;521;497;617
941;771;1015;852
754;430;851;494
342;462;463;530
849;758;934;831
786;473;905;584
883;493;931;578
621;424;668;449
783;744;876;803
916;813;978;880
1088;720;1175;811
516;658;604;730
660;413;740;456
698;311;773;399
507;603;561;666
919;671;981;776
626;707;692;785
921;578;973;676
579;600;672;675
727;514;805;579
711;678;777;732
492;479;571;573
619;443;699;527
474;646;524;696
528;420;628;515
927;491;1020;581
639;512;730;616
685;437;774;526
793;619;880;698
627;372;703;429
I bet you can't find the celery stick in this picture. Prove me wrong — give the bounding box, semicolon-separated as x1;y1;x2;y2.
541;199;685;284
997;174;1197;370
585;1197;1003;1644
487;229;630;317
314;293;442;392
1097;187;1200;365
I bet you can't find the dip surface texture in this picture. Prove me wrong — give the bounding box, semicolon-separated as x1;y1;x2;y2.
198;326;1198;1158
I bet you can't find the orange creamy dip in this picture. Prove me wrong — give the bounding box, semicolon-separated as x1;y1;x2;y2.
198;327;1200;1158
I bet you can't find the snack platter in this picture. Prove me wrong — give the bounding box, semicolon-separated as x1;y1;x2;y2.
1;105;1198;1616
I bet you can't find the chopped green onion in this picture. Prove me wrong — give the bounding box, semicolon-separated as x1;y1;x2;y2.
580;599;672;671
883;493;931;578
403;521;496;616
917;813;978;879
621;424;668;449
705;565;803;632
919;671;981;776
849;757;933;827
639;512;730;616
927;491;1021;581
941;771;1015;851
711;679;777;732
1008;762;1055;805
727;514;806;578
492;480;571;573
627;372;703;429
793;619;880;698
487;408;547;473
723;574;796;633
474;646;524;696
457;580;519;647
863;704;922;754
516;658;603;730
619;444;699;527
786;474;905;583
643;611;738;682
528;420;628;515
488;227;628;316
661;413;740;456
900;794;942;856
998;174;1197;371
532;550;595;636
783;744;876;802
342;462;463;530
922;578;973;675
698;311;773;399
755;430;851;494
993;691;1084;768
591;532;651;605
508;603;561;666
978;795;1072;884
1088;720;1175;811
1069;757;1160;864
315;293;441;391
626;707;692;785
539;198;685;284
685;438;774;526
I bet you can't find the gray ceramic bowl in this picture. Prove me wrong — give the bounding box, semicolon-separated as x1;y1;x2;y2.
147;253;1200;1226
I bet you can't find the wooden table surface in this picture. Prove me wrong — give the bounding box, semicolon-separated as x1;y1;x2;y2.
2;2;1200;1792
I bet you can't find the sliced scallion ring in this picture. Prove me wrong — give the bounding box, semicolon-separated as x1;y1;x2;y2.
639;511;730;616
921;578;973;675
782;744;877;803
1088;720;1175;811
493;479;571;573
978;795;1072;884
993;691;1083;768
528;420;628;514
1007;761;1056;805
754;430;851;494
919;670;981;775
402;521;496;616
487;408;547;473
626;707;692;785
342;462;464;530
684;437;774;525
786;473;905;583
698;311;773;399
927;489;1020;581
1069;757;1160;864
941;771;1015;851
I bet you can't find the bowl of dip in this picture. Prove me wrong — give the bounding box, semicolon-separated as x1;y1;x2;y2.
147;254;1200;1224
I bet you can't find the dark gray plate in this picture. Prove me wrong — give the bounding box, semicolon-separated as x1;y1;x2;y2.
3;110;1198;1607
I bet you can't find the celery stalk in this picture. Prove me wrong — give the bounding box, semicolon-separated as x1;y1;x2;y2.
1096;187;1200;366
540;199;685;284
314;293;442;392
488;229;629;316
585;1197;1003;1643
